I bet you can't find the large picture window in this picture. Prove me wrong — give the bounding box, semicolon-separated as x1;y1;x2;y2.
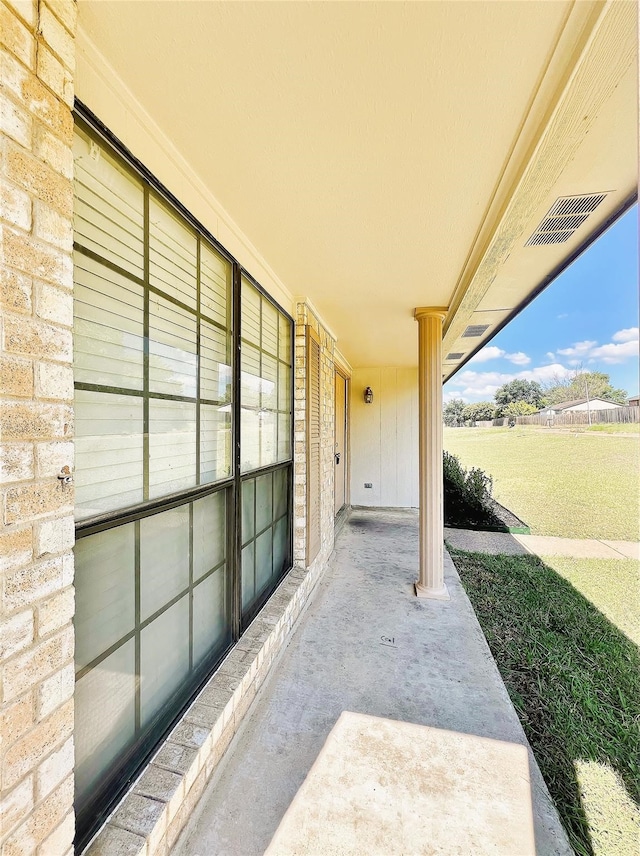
72;112;293;849
74;124;232;520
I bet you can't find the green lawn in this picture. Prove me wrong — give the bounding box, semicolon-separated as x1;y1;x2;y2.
450;548;640;856
542;424;640;435
443;426;640;541
586;423;640;434
543;557;640;646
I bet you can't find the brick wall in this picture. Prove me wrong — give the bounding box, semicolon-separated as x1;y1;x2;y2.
0;2;77;854
293;302;337;570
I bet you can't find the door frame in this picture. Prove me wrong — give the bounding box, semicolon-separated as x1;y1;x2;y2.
334;363;351;519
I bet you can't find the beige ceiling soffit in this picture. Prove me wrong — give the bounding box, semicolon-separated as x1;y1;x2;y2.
294;297;339;342
76;23;294;308
442;0;635;352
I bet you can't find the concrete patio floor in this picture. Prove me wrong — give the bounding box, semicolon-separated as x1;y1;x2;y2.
175;509;572;856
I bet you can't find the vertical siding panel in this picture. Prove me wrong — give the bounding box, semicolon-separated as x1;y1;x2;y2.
380;367;398;506
350;367;419;508
410;371;419;507
396;369;418;507
350;368;381;506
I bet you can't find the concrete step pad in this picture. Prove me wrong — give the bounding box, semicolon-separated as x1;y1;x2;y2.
266;711;535;856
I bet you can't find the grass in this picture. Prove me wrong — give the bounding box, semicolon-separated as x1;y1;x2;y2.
443;426;640;541
450;548;640;856
585;423;640;434
542;557;640;646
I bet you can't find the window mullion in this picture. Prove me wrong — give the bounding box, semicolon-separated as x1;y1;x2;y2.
189;502;194;671
196;236;201;486
231;263;242;642
134;519;141;731
143;187;150;501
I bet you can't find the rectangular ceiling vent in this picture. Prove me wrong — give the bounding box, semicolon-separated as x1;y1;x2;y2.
527;230;576;246
548;194;607;216
526;193;607;247
446;352;464;361
462;324;490;338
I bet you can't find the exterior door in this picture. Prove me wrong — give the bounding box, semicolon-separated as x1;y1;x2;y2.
334;371;347;515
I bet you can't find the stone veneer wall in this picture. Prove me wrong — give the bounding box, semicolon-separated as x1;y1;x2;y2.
293;302;337;571
0;2;77;854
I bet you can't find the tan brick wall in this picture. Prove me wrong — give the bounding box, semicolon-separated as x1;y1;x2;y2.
0;2;76;854
293;302;337;570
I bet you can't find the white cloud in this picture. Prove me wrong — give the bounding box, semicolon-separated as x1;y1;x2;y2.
612;327;639;343
557;313;569;319
555;332;639;365
557;340;598;358
520;363;574;383
507;351;530;366
461;385;501;398
446;324;639;404
468;346;531;366
448;363;572;401
469;346;504;363
588;340;639;364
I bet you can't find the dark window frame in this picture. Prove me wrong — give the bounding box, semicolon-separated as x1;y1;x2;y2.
73;103;295;852
74;486;233;848
239;274;293;473
74;118;234;518
239;462;293;629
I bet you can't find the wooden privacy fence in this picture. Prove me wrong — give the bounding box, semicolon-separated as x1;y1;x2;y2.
490;406;640;427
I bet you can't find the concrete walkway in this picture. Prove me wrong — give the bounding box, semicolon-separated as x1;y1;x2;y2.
175;510;572;856
445;527;640;559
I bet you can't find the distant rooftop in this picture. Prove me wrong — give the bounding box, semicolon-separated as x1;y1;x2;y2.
547;397;623;411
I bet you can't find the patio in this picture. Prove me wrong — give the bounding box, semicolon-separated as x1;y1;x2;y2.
174;510;572;855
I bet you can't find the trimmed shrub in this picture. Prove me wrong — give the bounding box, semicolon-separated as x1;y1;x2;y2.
443;451;497;527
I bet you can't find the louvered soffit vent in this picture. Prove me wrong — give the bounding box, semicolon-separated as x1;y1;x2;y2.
462;324;490;338
446;352;464;361
526;193;607;247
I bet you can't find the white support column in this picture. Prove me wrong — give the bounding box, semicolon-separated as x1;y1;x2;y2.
414;307;449;600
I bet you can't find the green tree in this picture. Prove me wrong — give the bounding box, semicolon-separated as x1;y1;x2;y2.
444;398;466;427
494;379;544;415
503;401;538;417
462;401;496;424
543;369;627;405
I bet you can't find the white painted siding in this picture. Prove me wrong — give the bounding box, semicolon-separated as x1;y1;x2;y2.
350;368;418;508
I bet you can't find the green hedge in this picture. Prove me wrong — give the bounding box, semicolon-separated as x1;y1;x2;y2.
443;451;498;528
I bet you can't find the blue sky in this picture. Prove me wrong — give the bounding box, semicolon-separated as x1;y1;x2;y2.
444;205;639;403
